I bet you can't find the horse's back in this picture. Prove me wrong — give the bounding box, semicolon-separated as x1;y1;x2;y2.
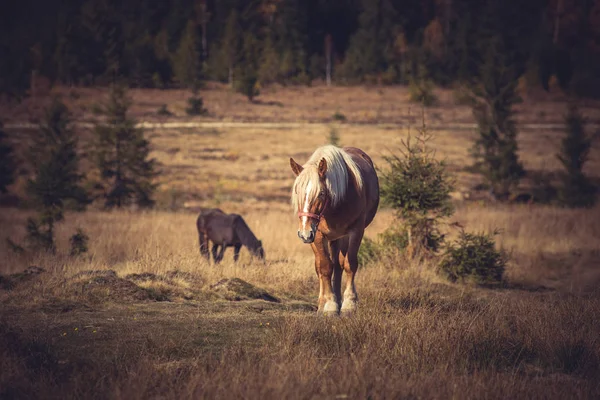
196;208;225;230
343;147;380;228
197;208;236;244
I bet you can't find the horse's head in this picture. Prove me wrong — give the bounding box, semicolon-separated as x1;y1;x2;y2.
254;240;266;260
290;157;329;244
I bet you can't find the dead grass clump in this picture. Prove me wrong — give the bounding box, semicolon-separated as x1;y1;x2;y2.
0;265;45;290
65;270;155;304
210;278;279;302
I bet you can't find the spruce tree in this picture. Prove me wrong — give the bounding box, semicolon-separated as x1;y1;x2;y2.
235;33;260;102
222;9;242;86
258;33;280;85
26;99;89;252
470;35;524;199
173;19;202;88
92;85;158;209
340;0;398;81
276;0;309;81
557;104;596;208
0;122;16;193
380;118;454;258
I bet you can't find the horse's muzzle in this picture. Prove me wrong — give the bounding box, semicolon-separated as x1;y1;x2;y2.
298;230;315;244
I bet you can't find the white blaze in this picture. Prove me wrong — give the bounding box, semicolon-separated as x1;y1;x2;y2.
301;181;312;231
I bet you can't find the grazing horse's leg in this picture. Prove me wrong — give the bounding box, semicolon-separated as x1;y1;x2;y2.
211;244;220;264
331;239;343;311
199;233;210;261
340;229;364;315
312;231;338;315
217;242;227;263
233;244;242;262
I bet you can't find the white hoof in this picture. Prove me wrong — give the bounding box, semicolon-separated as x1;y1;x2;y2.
323;300;339;316
341;299;357;315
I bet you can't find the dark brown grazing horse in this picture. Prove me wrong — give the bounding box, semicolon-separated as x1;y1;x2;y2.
290;145;379;315
196;208;265;264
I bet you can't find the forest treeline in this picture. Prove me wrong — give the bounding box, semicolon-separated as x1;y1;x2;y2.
1;0;600;97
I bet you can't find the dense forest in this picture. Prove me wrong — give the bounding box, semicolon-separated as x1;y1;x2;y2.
1;0;600;98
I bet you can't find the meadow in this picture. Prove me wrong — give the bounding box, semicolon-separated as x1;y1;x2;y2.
1;84;600;399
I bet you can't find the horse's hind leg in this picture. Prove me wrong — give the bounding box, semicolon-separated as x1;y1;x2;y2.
211;244;220;264
199;233;210;261
340;229;363;315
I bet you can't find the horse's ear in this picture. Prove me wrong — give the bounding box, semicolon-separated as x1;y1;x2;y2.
290;158;303;176
318;158;327;179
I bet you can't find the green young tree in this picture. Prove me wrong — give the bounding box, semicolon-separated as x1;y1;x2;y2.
0;122;16;193
340;0;398;82
275;0;309;82
379;119;454;258
470;35;524;199
328;127;340;146
408;55;437;107
235;33;260;102
556;104;597;208
92;85;158;208
222;9;242;86
258;33;280;85
26;99;89;252
173;19;202;88
186;86;208;115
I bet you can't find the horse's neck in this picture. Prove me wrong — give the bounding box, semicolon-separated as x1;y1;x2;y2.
234;217;259;248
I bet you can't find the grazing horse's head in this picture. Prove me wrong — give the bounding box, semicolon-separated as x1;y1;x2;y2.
254;240;266;259
290;157;329;244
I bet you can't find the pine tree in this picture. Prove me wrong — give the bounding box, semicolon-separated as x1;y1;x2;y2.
470;35;524;199
340;0;398;81
258;33;280;85
173;19;202;88
26;99;89;252
275;0;308;81
0;122;16;193
235;33;260;102
556;104;596;207
222;9;242;86
92;86;158;208
380;117;454;258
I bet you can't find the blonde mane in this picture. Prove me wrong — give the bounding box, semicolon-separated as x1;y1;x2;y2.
291;145;363;211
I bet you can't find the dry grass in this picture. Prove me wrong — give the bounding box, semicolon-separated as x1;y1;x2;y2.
3;82;600;125
1;202;600;398
2;84;600;398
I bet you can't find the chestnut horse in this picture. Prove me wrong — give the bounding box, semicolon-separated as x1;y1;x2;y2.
290;145;379;315
196;208;265;264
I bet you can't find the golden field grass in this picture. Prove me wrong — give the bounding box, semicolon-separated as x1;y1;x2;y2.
2;85;600;398
1;204;600;399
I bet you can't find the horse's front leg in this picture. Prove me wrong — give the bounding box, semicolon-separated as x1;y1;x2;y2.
216;242;227;263
331;239;343;311
233;244;242;262
340;229;364;315
311;232;338;315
